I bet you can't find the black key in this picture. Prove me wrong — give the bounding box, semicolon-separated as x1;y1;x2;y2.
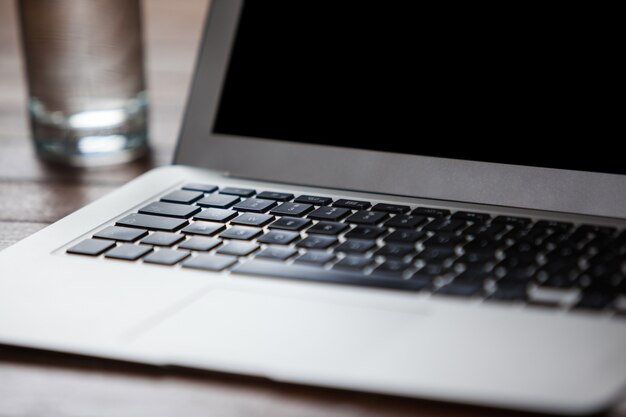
412;207;450;218
454;265;491;282
415;262;450;278
161;190;203;205
385;230;426;244
583;235;614;252
585;261;622;285
194;208;238;223
334;255;374;270
307;221;348;235
231;212;274;227
537;270;579;289
580;270;622;293
94;226;147;242
178;236;221;251
536;263;580;288
436;277;484;297
256;191;294;202
67;239;115;256
492;215;531;227
423;218;465;233
407;272;435;289
575;291;615;310
295;250;336;265
296;235;338;249
423;233;464;248
498;266;537;282
452;211;491;222
196;194;240;209
143;249;190;266
217;241;260;256
547;230;589;249
105;244;152;261
269;217;312;231
465;224;498;238
345;226;386;240
182;254;237;271
497;252;537;271
375;243;416;259
372;203;410;214
140;232;185;246
270;202;314;217
346;210;389;225
220;226;262;240
384;214;426;229
333;199;371;210
503;226;546;243
580;250;616;271
181;222;225;236
256;246;298;261
233;260;426;291
257;230;300;245
530;248;568;268
308;207;350;221
416;247;456;262
488;281;528;301
534;220;574;232
613;230;626;251
182;183;218;193
498;261;536;279
505;240;540;256
336;239;377;253
294;195;333;205
233;198;277;213
456;251;495;264
464;238;501;253
373;260;412;277
463;223;506;238
577;224;616;236
220;187;256;197
117;213;188;232
139;201;200;219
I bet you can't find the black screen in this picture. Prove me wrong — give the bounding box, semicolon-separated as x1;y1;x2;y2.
214;2;623;175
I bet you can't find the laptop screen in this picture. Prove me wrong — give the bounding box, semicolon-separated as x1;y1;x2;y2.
213;2;622;175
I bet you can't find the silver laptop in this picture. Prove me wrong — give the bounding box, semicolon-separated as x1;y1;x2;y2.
1;1;624;414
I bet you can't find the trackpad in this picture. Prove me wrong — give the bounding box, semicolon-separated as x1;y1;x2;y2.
129;289;426;377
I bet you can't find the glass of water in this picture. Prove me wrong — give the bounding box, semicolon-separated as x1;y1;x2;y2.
18;0;149;166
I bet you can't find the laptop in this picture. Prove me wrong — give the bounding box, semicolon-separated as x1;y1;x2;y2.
1;1;624;414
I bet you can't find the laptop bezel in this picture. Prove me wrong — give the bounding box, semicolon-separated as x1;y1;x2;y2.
175;0;626;219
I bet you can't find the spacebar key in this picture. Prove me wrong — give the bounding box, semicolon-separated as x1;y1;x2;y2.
232;260;422;291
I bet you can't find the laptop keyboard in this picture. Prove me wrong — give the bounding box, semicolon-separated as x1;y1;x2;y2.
66;183;626;315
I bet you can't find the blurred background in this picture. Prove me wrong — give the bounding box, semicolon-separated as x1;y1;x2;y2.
0;0;209;251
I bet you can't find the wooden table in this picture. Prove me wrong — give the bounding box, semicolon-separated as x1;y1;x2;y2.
0;1;623;416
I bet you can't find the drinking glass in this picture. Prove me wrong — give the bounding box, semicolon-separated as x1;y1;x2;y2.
18;0;149;166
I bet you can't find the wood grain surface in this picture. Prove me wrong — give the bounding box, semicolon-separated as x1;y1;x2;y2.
0;1;623;416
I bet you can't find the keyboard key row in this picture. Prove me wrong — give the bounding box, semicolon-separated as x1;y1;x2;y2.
67;233;626;309
177;184;337;206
